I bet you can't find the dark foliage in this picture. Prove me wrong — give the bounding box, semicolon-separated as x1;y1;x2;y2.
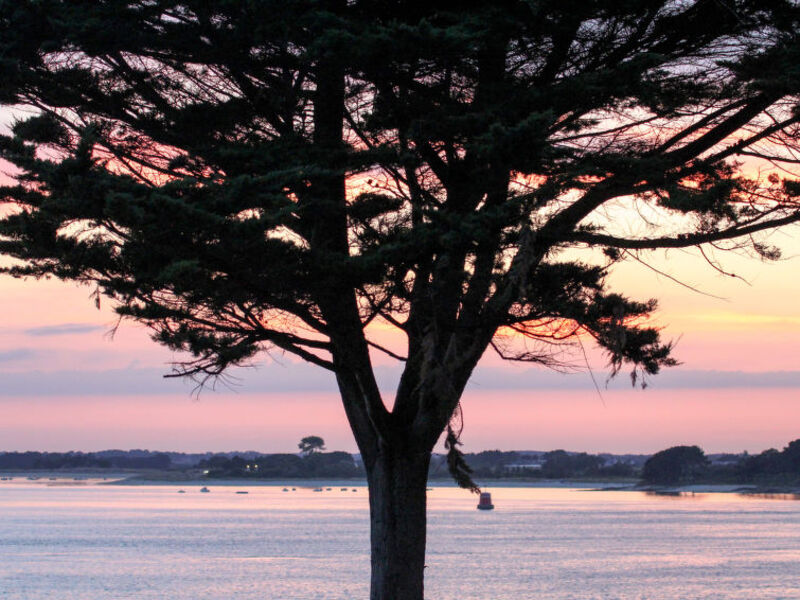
0;450;170;470
200;451;360;478
737;439;800;484
298;435;326;456
2;2;800;597
540;450;601;478
443;425;480;493
641;445;709;485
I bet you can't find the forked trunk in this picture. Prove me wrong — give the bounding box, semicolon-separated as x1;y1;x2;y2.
366;447;431;600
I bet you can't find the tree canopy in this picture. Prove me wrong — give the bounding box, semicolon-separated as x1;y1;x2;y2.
642;445;709;485
298;435;326;455
2;2;800;598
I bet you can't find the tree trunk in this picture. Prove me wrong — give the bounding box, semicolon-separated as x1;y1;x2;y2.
366;446;431;600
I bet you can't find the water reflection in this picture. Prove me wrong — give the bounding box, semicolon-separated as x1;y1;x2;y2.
1;483;799;600
644;490;704;499
738;492;800;501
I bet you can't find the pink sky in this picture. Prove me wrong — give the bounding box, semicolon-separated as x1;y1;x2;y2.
2;107;799;456
2;239;800;455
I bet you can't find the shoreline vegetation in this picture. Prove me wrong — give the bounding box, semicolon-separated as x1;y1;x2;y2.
2;436;799;493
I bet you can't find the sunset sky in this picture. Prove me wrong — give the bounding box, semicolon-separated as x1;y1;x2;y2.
2;105;800;458
2;235;799;456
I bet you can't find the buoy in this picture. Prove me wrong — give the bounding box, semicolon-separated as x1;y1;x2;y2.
477;491;494;510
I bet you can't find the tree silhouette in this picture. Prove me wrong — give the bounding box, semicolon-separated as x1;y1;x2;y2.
2;2;800;598
642;445;709;485
298;435;326;456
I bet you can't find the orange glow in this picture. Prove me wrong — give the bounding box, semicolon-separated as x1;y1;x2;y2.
3;110;800;454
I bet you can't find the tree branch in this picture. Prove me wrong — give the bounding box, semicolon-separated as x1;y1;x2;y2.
571;211;800;250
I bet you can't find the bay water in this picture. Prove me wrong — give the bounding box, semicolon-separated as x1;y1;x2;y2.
1;481;799;599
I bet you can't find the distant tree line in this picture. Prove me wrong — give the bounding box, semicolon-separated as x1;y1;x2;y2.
199;451;361;479
641;439;800;486
0;446;642;479
0;451;171;470
197;437;361;479
432;450;640;480
4;438;798;486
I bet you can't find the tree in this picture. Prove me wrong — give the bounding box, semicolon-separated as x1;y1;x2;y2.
2;2;800;598
738;439;800;481
642;446;709;485
304;450;361;477
782;439;800;474
298;435;326;456
541;450;602;478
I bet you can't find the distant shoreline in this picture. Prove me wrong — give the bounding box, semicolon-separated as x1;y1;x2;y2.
108;479;800;495
4;471;798;495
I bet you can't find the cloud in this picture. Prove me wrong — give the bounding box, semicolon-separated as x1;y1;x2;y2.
466;367;800;391
0;367;193;397
23;323;106;337
0;361;799;397
0;349;37;363
0;363;339;397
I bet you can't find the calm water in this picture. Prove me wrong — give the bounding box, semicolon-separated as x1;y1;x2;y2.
1;481;799;599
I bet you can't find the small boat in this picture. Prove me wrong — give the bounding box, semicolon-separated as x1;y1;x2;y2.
282;488;289;492
200;486;210;493
177;490;186;493
235;491;248;494
340;487;348;491
477;492;494;510
313;487;323;492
